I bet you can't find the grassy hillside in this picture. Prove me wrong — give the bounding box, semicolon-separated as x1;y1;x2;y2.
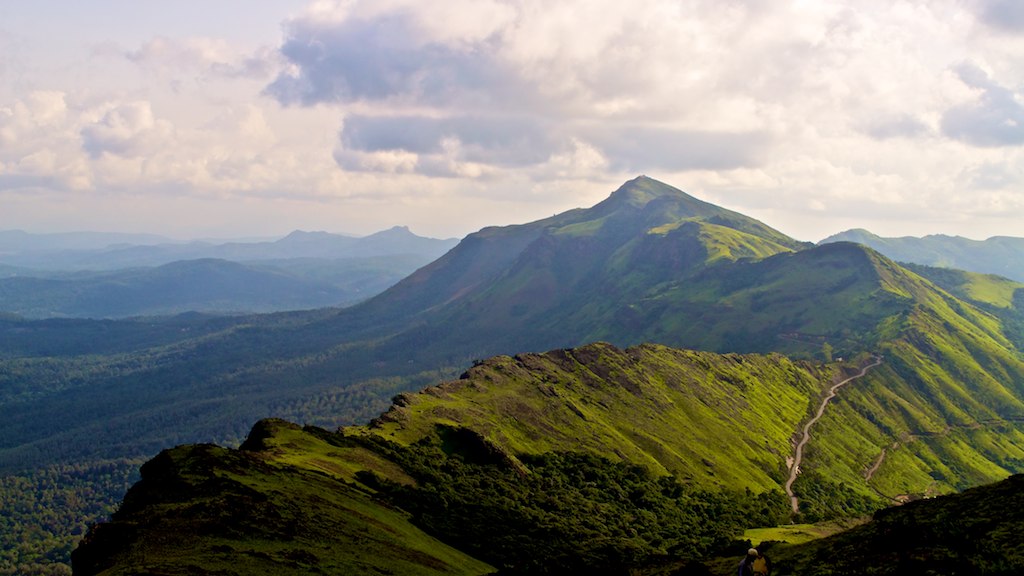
901;263;1024;351
364;343;827;492
71;441;493;576
74;344;834;575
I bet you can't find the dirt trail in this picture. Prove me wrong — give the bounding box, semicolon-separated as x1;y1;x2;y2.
864;448;887;481
784;356;882;515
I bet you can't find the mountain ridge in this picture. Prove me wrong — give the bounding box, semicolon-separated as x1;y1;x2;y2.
71;342;837;574
71;331;1024;574
820;228;1024;282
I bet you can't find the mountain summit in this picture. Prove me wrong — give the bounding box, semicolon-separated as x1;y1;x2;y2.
346;176;810;355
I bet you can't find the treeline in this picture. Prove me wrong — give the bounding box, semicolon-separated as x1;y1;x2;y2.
0;459;140;576
791;470;880;523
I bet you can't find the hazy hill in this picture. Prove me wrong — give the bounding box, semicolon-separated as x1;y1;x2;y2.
0;226;457;271
0;255;435;319
0;230;171;254
0;225;458;318
820;228;1024;282
5;177;1024;572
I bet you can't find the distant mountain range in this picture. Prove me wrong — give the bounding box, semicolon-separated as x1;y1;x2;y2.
4;177;1024;573
0;226;459;318
0;230;173;254
0;225;457;270
820;228;1024;282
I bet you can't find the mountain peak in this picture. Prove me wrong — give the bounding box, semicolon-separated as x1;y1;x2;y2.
364;225;415;240
605;175;705;207
278;230;336;244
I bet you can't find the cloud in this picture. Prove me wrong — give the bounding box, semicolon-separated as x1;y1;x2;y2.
126;37;280;80
340;114;562;167
974;0;1024;32
0;91;68;146
6;0;1024;241
80;101;173;158
266;10;515;108
941;62;1024;147
584;126;771;172
960;161;1024;191
861;115;931;141
269;1;788;178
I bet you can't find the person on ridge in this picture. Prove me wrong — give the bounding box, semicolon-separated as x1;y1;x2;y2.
753;548;770;576
738;548;758;576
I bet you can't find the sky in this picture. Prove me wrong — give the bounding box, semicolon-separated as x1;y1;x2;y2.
1;0;1023;242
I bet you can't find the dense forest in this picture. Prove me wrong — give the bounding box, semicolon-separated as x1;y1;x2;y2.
0;460;139;576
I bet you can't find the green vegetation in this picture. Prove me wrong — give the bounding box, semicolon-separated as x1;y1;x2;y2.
365;343;828;492
6;176;1024;571
364;442;760;573
902;263;1024;351
74;327;1024;573
73;409;789;575
743;520;864;547
72;442;494;576
0;460;139;576
71;341;844;574
762;473;1024;575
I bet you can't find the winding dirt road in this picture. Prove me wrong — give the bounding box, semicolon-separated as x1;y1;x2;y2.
784;356;882;514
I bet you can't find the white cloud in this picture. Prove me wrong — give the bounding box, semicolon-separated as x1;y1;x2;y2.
941;61;1024;147
81;101;173;158
974;0;1024;33
3;0;1024;240
126;36;280;80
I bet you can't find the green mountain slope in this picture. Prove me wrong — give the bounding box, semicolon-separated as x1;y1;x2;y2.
73;345;834;575
72;333;1024;574
900;263;1024;351
3;176;821;471
365;343;829;492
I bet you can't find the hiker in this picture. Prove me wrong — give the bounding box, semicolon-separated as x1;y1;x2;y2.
753;549;770;576
738;548;758;576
